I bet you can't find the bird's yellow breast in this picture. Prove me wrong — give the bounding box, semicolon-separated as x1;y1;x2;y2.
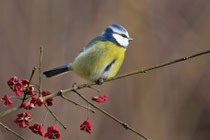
71;41;126;81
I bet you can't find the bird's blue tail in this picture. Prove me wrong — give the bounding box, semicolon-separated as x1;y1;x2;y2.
43;64;72;78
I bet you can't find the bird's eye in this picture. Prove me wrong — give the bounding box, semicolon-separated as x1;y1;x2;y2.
121;34;127;38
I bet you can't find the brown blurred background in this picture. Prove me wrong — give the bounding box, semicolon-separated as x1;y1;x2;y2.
0;0;210;140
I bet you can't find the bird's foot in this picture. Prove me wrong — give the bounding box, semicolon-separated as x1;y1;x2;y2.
96;78;103;85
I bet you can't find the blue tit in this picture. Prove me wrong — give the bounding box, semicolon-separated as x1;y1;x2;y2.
43;24;133;84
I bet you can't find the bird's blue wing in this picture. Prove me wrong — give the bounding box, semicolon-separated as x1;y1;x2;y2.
79;36;105;54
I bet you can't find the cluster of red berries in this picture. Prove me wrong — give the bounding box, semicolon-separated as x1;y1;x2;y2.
14;112;60;139
7;77;34;96
80;120;92;133
1;76;109;138
2;76;54;108
1;76;59;139
92;95;108;103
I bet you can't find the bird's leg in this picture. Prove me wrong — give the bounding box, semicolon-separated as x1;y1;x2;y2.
96;78;103;85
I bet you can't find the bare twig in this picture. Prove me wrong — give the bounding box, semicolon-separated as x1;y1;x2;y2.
0;106;21;118
22;67;36;102
0;49;210;118
44;104;67;129
105;49;210;83
60;94;95;113
0;122;26;140
72;89;150;140
39;47;43;97
39;47;66;129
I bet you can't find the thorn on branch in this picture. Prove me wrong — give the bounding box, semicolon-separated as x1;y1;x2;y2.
58;90;63;96
72;83;78;90
141;67;148;73
183;56;189;60
122;123;129;129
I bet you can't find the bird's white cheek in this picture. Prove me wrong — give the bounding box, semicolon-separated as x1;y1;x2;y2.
113;34;129;47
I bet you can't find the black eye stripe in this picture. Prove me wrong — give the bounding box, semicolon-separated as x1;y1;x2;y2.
114;32;128;38
121;34;127;38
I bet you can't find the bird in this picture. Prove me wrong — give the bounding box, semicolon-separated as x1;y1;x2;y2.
43;24;133;85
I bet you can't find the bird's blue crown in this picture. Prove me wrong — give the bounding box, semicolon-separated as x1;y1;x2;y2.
111;24;128;33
